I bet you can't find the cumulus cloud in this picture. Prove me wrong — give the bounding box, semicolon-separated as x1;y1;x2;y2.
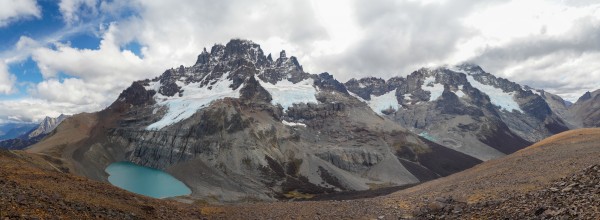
0;61;16;94
3;0;600;122
17;0;330;118
30;24;157;108
469;10;600;100
114;0;329;69
313;0;503;80
0;0;41;27
0;98;95;123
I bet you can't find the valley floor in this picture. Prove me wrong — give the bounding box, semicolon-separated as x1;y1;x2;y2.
1;128;599;219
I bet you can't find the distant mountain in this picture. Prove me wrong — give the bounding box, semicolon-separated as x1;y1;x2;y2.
0;114;69;150
345;64;569;160
27;114;70;139
566;89;600;127
0;123;37;141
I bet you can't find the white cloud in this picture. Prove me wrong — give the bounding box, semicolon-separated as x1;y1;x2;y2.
58;0;99;24
0;0;40;27
0;61;17;94
30;24;158;108
0;98;95;123
3;0;600;121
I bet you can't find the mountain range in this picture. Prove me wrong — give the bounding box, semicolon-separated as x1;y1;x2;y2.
24;39;600;203
0;114;69;150
0;123;37;141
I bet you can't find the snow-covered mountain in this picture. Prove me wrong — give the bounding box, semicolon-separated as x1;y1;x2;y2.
30;39;482;202
345;64;569;160
29;39;594;202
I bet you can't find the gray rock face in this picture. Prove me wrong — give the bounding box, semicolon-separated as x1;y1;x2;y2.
27;114;69;139
62;39;482;202
566;89;600;128
345;64;569;161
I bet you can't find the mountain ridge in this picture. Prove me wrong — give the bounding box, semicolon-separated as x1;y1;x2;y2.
28;39;482;202
26;39;598;203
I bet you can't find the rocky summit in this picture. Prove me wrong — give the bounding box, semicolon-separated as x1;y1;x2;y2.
24;39;599;204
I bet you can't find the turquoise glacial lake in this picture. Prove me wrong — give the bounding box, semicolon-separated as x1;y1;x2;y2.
105;162;191;199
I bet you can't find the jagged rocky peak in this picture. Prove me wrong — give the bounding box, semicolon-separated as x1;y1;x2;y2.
577;91;592;102
27;114;70;139
115;39;354;131
138;39;315;102
451;63;486;75
279;50;286;59
567;89;600;128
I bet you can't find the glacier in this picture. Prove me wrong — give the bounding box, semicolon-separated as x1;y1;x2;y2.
368;90;399;114
466;75;522;113
145;75;242;130
259;78;318;111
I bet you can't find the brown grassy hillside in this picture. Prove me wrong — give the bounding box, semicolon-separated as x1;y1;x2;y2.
0;149;202;219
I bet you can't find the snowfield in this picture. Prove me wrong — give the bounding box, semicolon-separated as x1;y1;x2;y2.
145;75;242;130
466;75;522;113
259;78;318;110
368;90;399;114
145;76;320;130
454;85;466;98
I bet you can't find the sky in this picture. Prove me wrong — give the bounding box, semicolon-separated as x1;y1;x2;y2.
0;0;599;123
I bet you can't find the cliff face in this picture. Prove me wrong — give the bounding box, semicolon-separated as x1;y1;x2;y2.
30;39;480;202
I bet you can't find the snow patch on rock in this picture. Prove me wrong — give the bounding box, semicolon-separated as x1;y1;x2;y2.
259;78;318;110
466;75;522;113
368;90;399;114
454;85;466;98
282;120;306;127
422;76;444;101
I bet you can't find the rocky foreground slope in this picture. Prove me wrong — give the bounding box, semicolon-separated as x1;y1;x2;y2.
418;164;599;219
